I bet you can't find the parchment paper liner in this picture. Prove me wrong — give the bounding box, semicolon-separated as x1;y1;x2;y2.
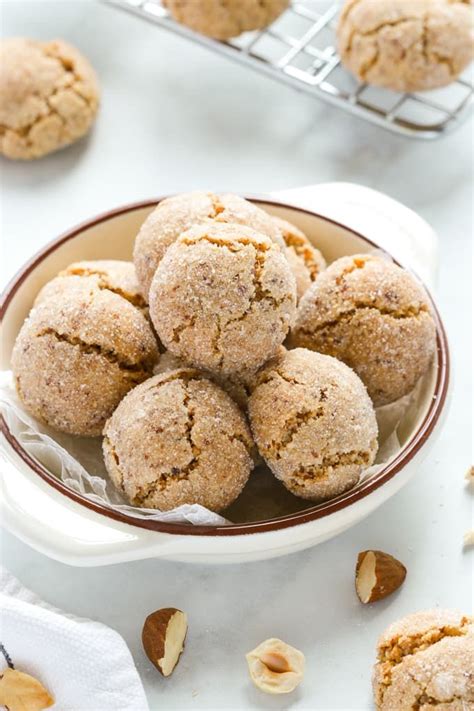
0;369;431;526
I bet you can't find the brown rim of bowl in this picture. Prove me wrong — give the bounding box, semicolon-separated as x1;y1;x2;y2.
0;196;450;537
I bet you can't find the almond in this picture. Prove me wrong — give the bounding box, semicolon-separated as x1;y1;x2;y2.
355;550;406;604
0;668;54;711
142;607;187;677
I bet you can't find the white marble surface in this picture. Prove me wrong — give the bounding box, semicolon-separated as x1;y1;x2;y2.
1;1;473;709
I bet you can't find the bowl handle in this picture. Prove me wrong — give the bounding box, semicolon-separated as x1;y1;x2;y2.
0;435;186;567
272;182;439;288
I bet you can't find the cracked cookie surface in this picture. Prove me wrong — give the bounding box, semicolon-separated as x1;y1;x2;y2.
0;37;99;159
103;369;254;511
248;348;378;501
149;222;296;377
163;0;289;40
337;0;474;92
12;280;158;436
291;254;437;406
133;191;285;299
273;216;326;302
373;609;474;710
35;260;147;311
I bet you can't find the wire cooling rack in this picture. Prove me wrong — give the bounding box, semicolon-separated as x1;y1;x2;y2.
106;0;474;139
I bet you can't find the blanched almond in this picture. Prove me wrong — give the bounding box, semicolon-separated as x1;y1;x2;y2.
0;668;54;711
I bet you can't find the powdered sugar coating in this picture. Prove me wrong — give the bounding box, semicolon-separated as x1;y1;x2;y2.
103;369;254;511
248;348;378;501
273;216;326;301
373;609;474;709
149;222;296;377
133;191;285;298
337;0;474;92
12;281;158;436
291;254;437;406
0;37;99;159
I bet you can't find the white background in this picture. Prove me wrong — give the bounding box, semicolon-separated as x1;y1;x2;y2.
1;1;473;709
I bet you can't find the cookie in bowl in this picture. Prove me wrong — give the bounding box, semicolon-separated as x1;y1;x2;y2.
11;277;159;436
149;222;296;377
291;254;437;406
248;348;378;501
0;37;99;160
103;369;255;512
134;191;285;299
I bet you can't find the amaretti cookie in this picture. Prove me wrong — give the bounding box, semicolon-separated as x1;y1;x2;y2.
248;348;378;501
373;609;474;709
274;216;326;301
163;0;289;40
12;282;158;436
133;191;285;298
0;37;99;160
291;254;437;406
103;369;254;511
35;260;146;311
337;0;474;92
149;222;296;377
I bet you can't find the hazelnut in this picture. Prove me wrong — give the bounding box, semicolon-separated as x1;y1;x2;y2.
246;638;305;694
142;608;188;677
0;668;54;710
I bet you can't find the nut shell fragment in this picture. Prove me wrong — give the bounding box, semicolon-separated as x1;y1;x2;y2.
0;668;54;711
142;608;188;677
246;638;305;694
356;550;407;603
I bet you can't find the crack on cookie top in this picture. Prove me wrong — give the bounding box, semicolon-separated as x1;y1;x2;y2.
64;266;147;310
35;328;154;375
296;301;430;339
376;619;472;704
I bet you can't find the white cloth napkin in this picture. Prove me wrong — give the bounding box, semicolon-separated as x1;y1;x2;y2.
0;567;149;711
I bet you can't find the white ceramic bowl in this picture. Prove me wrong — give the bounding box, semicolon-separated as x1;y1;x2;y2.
0;197;450;566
